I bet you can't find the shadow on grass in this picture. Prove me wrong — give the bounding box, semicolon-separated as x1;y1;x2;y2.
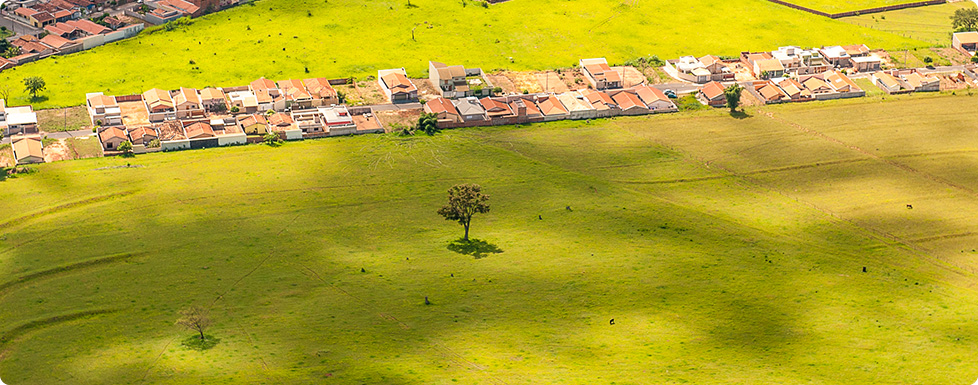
729;110;751;119
447;238;503;259
181;334;221;351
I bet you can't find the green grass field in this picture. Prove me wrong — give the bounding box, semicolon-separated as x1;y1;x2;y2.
841;1;976;45
784;0;942;14
2;94;978;384
0;0;928;109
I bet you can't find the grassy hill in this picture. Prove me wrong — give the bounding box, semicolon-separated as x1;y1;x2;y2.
2;94;978;384
1;0;928;109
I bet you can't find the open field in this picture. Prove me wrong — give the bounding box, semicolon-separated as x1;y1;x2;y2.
35;106;91;132
2;94;978;383
782;0;942;14
840;1;976;45
0;0;927;109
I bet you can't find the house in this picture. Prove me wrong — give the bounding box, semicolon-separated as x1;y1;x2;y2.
11;136;44;164
753;59;785;79
755;80;787;104
952;31;978;54
771;46;830;75
871;71;905;93
667;55;734;83
199;87;226;112
819;46;851;68
11;35;55;57
428;61;490;98
238;114;268;135
174;87;204;118
850;55;881;73
39;34;81;53
776;78;812;101
580;58;622;90
46;22;83;39
801;76;833;95
103;16;125;29
611;90;649;115
249;77;280;97
698;55;735;82
1;102;39;136
15;7;56;28
183;121;216;139
824;70;860;93
633;85;678;113
378;68;418;103
535;94;568;121
843;44;871;58
277;79;314;109
65;19;109;35
99;126;128;150
302;78;339;106
226;90;259;114
480;97;513;119
580;89;619;117
509;98;543;121
320;106;357;136
86;92;122;126
128;126;158;145
267;112;301;140
157;0;201;16
452;96;488;122
556;92;597;120
254;89;286;111
424;97;462;124
697;81;726;107
901;71;940;92
143;88;176;122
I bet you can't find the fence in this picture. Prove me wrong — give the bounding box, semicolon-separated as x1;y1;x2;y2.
764;0;945;18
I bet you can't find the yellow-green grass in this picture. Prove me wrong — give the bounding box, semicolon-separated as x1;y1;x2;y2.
0;0;928;109
2;95;978;384
783;0;944;14
841;1;976;45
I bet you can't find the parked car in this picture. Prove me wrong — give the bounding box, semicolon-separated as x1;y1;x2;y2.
664;89;678;99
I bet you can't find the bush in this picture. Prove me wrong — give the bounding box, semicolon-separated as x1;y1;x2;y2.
230;106;239;113
972;54;978;64
148;139;161;148
923;56;933;64
263;131;282;145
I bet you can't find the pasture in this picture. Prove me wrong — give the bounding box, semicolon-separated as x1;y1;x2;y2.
840;1;976;45
0;0;926;109
780;0;941;14
1;94;978;384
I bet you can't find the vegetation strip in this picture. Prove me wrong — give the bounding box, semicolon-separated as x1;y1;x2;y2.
0;309;119;346
0;252;146;298
0;190;138;230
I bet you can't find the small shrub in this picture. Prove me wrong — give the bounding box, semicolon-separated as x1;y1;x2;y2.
923;56;933;64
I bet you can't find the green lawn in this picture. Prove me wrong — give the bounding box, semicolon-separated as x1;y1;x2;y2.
840;1;976;45
2;94;978;384
0;0;927;109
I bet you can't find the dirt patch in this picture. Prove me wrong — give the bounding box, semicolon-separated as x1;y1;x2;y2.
931;47;973;66
535;71;570;93
613;66;647;88
413;77;441;101
351;79;388;106
501;71;542;94
0;144;13;168
374;109;421;131
729;62;757;82
36;106;90;133
43;139;72;162
938;72;977;91
119;101;150;127
484;73;518;94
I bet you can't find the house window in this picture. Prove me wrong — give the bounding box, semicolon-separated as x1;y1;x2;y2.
108;142;113;149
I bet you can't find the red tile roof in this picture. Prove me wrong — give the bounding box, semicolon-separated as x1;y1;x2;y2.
699;81;725;100
611;91;646;110
424;97;457;115
184;122;215;139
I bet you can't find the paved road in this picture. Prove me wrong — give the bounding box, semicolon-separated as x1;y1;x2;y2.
0;11;41;36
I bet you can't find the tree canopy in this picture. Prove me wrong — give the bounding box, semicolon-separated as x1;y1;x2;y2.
952;7;978;32
437;184;490;241
724;83;743;113
23;76;46;101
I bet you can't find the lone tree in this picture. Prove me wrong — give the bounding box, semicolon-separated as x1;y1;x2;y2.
724;83;743;113
118;140;133;156
952;7;978;32
176;306;212;340
437;184;490;242
416;112;438;135
23;76;45;101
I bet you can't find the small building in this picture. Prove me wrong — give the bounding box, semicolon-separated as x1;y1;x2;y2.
128;126;158;146
753;59;785;79
174;87;204;119
633;85;678;113
776;78;812;101
754;80;787;104
86;92;122;126
952;31;978;55
452;96;488;122
697;81;726;107
901;71;940;92
580;89;620;117
226;90;259;114
238;114;268;135
99;126;128;151
871;71;906;94
824;71;860;94
268;112;302;140
850;56;881;73
801;76;833;95
199;88;227;112
1;102;39;136
580;58;622;90
611;90;649;116
378;68;418;103
302;78;339;106
320;106;357;136
428;61;491;99
143;88;176;122
480;97;514;120
535;94;568;121
424;97;462;125
819;46;851;68
277;79;314;109
556;92;596;120
11;136;43;164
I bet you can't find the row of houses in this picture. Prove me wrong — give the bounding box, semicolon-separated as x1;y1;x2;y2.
1;15;142;70
86;76;383;153
737;70;865;105
424;85;678;128
870;70;941;94
667;44;881;84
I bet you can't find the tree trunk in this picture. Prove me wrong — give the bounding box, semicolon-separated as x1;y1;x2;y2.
463;220;470;242
199;329;205;340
